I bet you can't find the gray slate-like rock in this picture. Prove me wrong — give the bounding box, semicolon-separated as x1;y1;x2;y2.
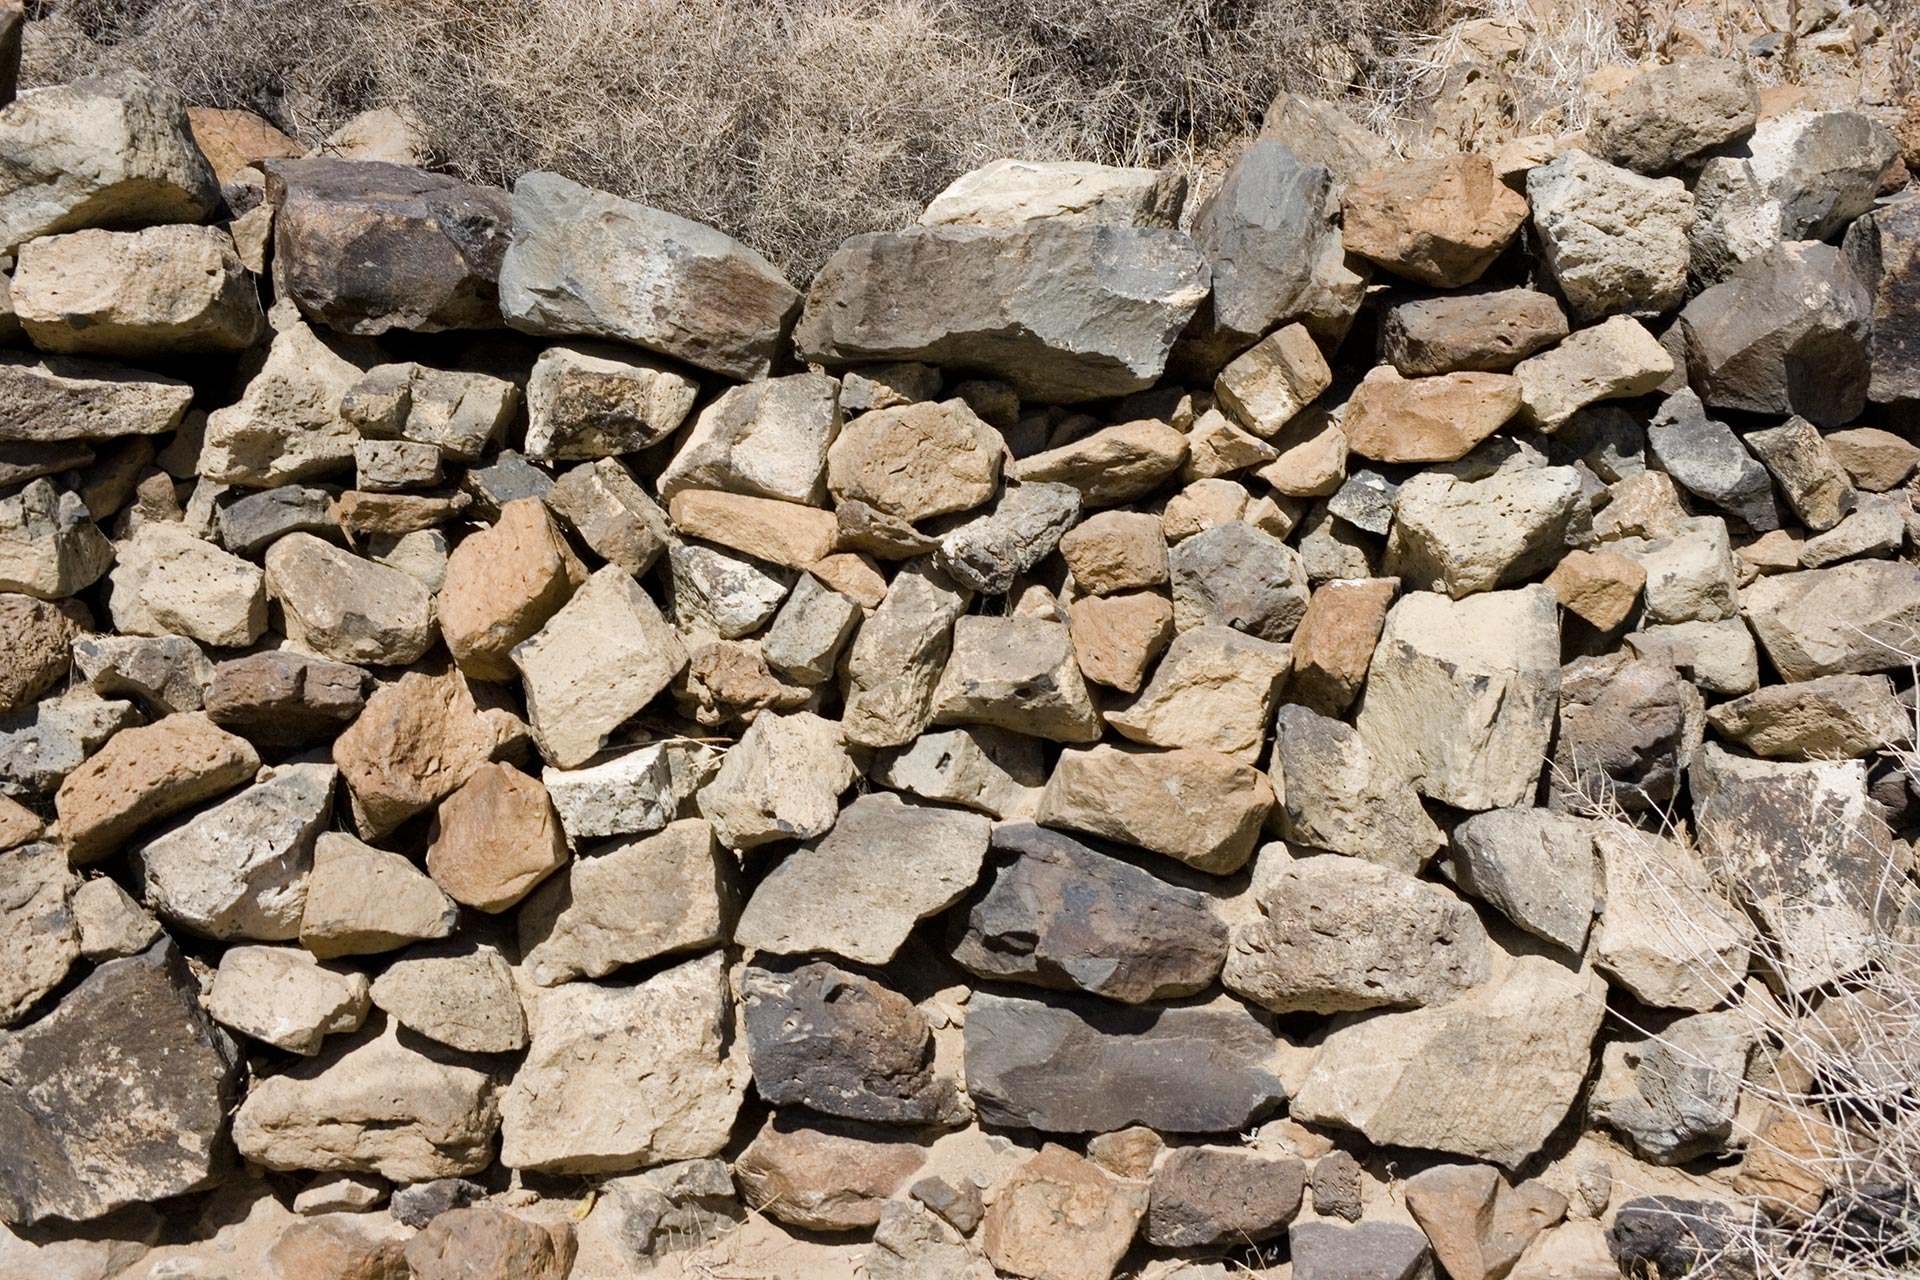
1449;808;1597;953
795;222;1209;403
964;988;1287;1134
1844;198;1920;405
1146;1145;1305;1247
1169;519;1310;641
1590;1010;1751;1164
933;481;1081;595
1290;1221;1435;1280
0;941;240;1225
951;822;1227;1004
1645;389;1778;529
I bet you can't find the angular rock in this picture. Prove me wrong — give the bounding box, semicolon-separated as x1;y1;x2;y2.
761;573;861;685
1067;591;1173;694
1591;826;1751;1012
1585;57;1757;174
1741;560;1920;682
1292;1221;1434;1280
0;941;238;1226
665;540;792;639
657;369;842;506
870;1198;991;1280
0;351;192;445
201;314;371;487
544;457;670;576
205;945;370;1055
1212;323;1334;438
330;667;516;836
1746;109;1901;242
404;1206;573;1280
1644;388;1777;528
1744;416;1856;533
826;398;1003;524
0;593;84;715
501;171;800;379
966;988;1287;1133
668;489;839;569
1386;467;1585;598
1590;1010;1751;1164
0;841;77;1025
1449;808;1596;952
1147;1146;1305;1248
0;478;112;599
1403;1163;1567;1280
71;632;209;715
695;709;853;849
55;711;258;863
1269;705;1444;872
1706;673;1905;760
108;522;267;648
1341;155;1528;287
265;533;436;666
923;157;1181;229
268;1213;413;1279
518;818;732;986
981;1145;1147;1280
426;762;567;912
1799;495;1903;568
541;738;718;844
1038;742;1272;875
12;224;264;356
342;362;518;463
1843;200;1920;406
514;565;688;768
741;959;962;1125
1381;287;1569;376
500;951;744;1173
1515;315;1674;431
368;941;527;1054
1609;515;1738;624
592;1160;742;1266
930;614;1102;743
216;485;335;555
1625;616;1759;696
1105;625;1289;762
1009;418;1188;506
1527;150;1694;320
935;481;1080;595
440;499;587;682
0;687;138;801
1344;366;1522;464
299;832;459;959
841;562;972;748
1168;520;1309;640
734;1114;926;1232
1288;577;1395;715
797;222;1209;402
1545;549;1646;631
523;341;698;459
872;725;1044;820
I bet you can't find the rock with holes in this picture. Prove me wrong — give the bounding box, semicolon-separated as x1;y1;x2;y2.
1527;150;1695;320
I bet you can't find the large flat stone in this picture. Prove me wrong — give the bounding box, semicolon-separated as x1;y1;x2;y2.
0;351;192;444
1741;561;1920;681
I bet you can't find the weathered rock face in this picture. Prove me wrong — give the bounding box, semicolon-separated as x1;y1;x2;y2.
1527;149;1695;320
1403;1163;1567;1280
201;312;372;487
1037;742;1273;875
982;1145;1148;1280
1147;1145;1305;1248
736;1114;926;1232
205;945;370;1055
368;940;526;1054
1591;826;1751;1013
500;171;800;379
13;224;264;356
796;222;1210;402
331;667;515;837
405;1206;574;1280
1591;1010;1751;1165
56;710;260;863
921;157;1183;230
0;841;78;1025
1380;287;1568;376
0;942;240;1225
1844;199;1920;405
1741;560;1920;682
1449;808;1597;954
1341;155;1529;288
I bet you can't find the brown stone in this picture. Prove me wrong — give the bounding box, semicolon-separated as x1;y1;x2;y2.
204;650;369;748
734;1115;926;1232
329;489;472;537
1067;592;1173;693
300;833;460;959
828;399;1005;523
55;713;259;864
1826;426;1920;493
1037;743;1274;875
1288;577;1396;715
1009;419;1188;507
808;551;888;608
1088;1127;1163;1181
267;1213;412;1280
1342;155;1531;287
404;1206;575;1280
1104;625;1290;762
982;1144;1148;1280
667;489;840;567
1145;1146;1305;1248
1257;410;1348;497
187;107;303;186
0;794;41;850
0;592;86;715
1546;549;1647;630
440;499;588;682
1343;366;1523;464
332;668;519;837
1381;288;1570;376
427;763;568;912
1058;510;1168;595
1404;1163;1568;1280
1733;1103;1853;1222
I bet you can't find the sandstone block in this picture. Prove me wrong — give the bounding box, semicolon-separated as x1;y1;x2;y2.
1381;287;1569;376
205;945;370;1055
1037;742;1273;875
1106;624;1289;762
1212;323;1332;438
331;667;518;837
12;224;264;356
56;711;258;863
1515;315;1673;431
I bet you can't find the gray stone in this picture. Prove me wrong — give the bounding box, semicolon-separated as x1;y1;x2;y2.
762;574;862;686
0;688;138;799
204;945;370;1055
1591;1011;1752;1164
1747;110;1900;243
594;1160;742;1265
965;988;1288;1133
1168;519;1310;640
1327;467;1397;535
342;362;518;463
1449;808;1597;953
355;438;441;491
0;351;192;445
929;614;1102;743
840;562;972;748
1610;515;1738;624
1744;416;1856;533
389;1179;486;1229
216;485;335;554
1742;560;1920;682
740;959;963;1125
1269;704;1444;873
1843;199;1920;405
667;541;792;640
657;371;842;505
1799;496;1904;568
524;341;699;460
1549;653;1704;815
1624;617;1759;696
1707;674;1907;760
934;481;1080;595
1385;466;1586;598
1311;1151;1364;1223
1147;1145;1305;1248
0;942;239;1226
872;725;1045;820
952;822;1227;1004
0;841;78;1025
462;449;553;519
544;457;671;577
1585;57;1758;173
368;941;527;1054
71;633;212;714
869;1199;987;1280
500;171;801;379
1645;389;1778;529
796;222;1209;402
1527;150;1695;321
542;739;719;844
1380;287;1569;376
0;479;112;599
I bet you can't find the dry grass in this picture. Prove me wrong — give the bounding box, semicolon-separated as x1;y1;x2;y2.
22;0;1450;279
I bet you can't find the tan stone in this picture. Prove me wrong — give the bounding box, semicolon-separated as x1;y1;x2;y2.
0;592;86;715
1058;510;1167;595
1214;324;1333;438
332;668;519;838
268;1213;412;1280
808;550;888;608
1826;427;1920;492
735;1116;927;1232
1068;592;1173;693
1160;477;1251;543
1288;576;1397;715
13;225;265;357
0;794;42;850
404;1206;574;1280
426;763;568;912
299;832;459;959
930;615;1103;743
439;499;587;682
264;533;436;667
982;1144;1148;1280
1181;406;1276;481
544;457;670;576
1592;471;1690;542
1592;827;1751;1012
828;399;1004;523
1404;1164;1567;1280
1733;1103;1851;1222
328;490;471;537
1738;529;1803;577
1546;549;1646;630
55;713;259;864
1257;410;1348;497
1038;743;1274;875
697;710;855;850
108;522;267;649
667;489;840;567
1105;625;1290;762
841;563;972;748
1342;155;1530;287
1343;366;1523;464
201;311;368;487
1515;315;1673;431
1009;419;1188;507
186;107;302;186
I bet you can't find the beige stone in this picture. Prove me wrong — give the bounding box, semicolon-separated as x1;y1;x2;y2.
841;562;972;748
1404;1164;1568;1280
1009;419;1188;507
55;712;259;864
930;615;1102;743
12;225;264;357
1546;549;1646;630
1160;477;1253;543
299;832;459;959
367;941;527;1054
1105;624;1290;762
523;341;699;460
1343;366;1523;463
106;522;266;648
1068;592;1173;693
0;350;193;444
808;550;888;607
0;794;42;851
667;489;840;567
1826;427;1920;492
1515;315;1674;430
265;533;436;667
0;478;113;599
1288;577;1396;715
1038;743;1273;875
696;710;855;850
1058;510;1167;595
1592;471;1690;542
0;840;79;1025
982;1144;1148;1280
440;499;587;682
828;399;1004;523
1213;324;1333;438
1180;406;1276;480
331;668;519;837
735;1116;927;1232
205;946;371;1056
186;106;302;185
920;158;1183;229
1341;155;1530;287
1257;410;1348;497
0;592;86;715
202;311;369;487
426;763;568;912
1592;827;1752;1012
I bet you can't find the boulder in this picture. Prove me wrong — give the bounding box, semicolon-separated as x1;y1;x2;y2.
330;667;518;837
1146;1146;1305;1248
1741;560;1920;681
796;222;1209;402
1591;825;1752;1012
763;574;862;685
55;711;259;863
1268;705;1444;872
1292;1222;1436;1280
1514;315;1674;430
268;1213;414;1280
1449;808;1597;953
920;157;1183;229
826;398;1004;523
11;224;264;356
0;841;78;1025
668;490;840;570
265;533;436;666
981;1145;1148;1280
500;171;800;379
870;1199;992;1280
1609;515;1738;624
1746;109;1901;241
299;833;459;959
368;941;526;1054
591;1160;743;1267
1706;673;1905;760
1526;150;1694;320
657;370;842;504
1584;57;1757;173
108;522;267;648
426;762;568;912
1105;624;1290;762
1037;742;1273;875
439;499;587;682
1009;418;1189;506
0;478;112;599
71;634;209;716
734;1115;926;1232
204;945;370;1055
1380;287;1568;376
1385;467;1585;598
1341;155;1529;287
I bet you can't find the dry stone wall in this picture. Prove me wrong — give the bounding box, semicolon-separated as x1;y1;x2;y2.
0;49;1917;1280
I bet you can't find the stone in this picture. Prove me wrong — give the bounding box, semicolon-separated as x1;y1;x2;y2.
70;877;158;963
839;361;940;412
1355;587;1560;812
265;533;435;666
1010;418;1189;506
695;710;853;849
0;796;40;851
0;479;111;599
1038;743;1272;875
71;632;209;716
205;945;370;1055
329;489;472;538
1585;57;1757;173
541;739;718;844
1105;625;1289;762
1341;155;1529;287
592;1160;742;1265
734;1115;925;1232
1609;515;1738;625
1591;826;1751;1012
0;841;77;1024
1311;1151;1364;1223
1680;241;1871;429
106;522;266;648
1625;617;1759;696
1227;851;1489;1014
922;157;1182;229
873;725;1044;819
1708;674;1905;760
186;105;300;183
388;1179;486;1229
514;565;689;768
870;1199;990;1280
0;942;238;1225
544;458;668;577
981;1145;1147;1280
1549;650;1705;813
1744;416;1856;532
1344;366;1523;464
1515;316;1674;431
216;485;334;554
1381;288;1569;376
1213;324;1333;438
1746;110;1901;243
1288;577;1395;715
133;762;334;941
826;399;1003;524
836;497;941;558
55;711;258;864
426;763;567;912
234;1019;499;1181
841;562;972;748
1800;496;1904;568
1258;410;1348;497
1607;1197;1753;1280
761;574;861;686
12;225;263;357
0;594;84;715
524;341;699;460
331;667;523;838
404;1207;573;1280
1590;1011;1751;1164
929;614;1102;743
935;481;1081;595
1147;1145;1304;1248
1526;151;1695;321
656;371;842;506
439;500;587;682
1255;94;1391;182
500;951;744;1173
1644;389;1777;528
797;222;1209;402
1059;506;1159;594
1544;549;1645;630
953;822;1227;1003
1693;744;1892;994
462;449;553;517
1403;1164;1567;1280
268;1214;412;1280
1843;200;1920;405
1449;808;1596;953
0;351;192;445
735;791;988;962
0;72;217;253
1742;560;1920;681
1067;592;1172;694
1168;520;1310;640
368;941;527;1054
668;489;839;569
299;832;459;958
354;439;442;491
323;105;430;164
0;688;137;801
1290;951;1608;1168
342;363;518;463
1386;467;1585;599
501;171;799;379
741;959;962;1125
201;314;371;487
665;540;793;639
967;988;1286;1133
1269;706;1444;872
517;818;731;986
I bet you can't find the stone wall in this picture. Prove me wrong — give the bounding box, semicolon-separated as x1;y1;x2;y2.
0;52;1917;1280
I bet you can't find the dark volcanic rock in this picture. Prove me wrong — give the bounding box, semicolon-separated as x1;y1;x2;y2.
1146;1145;1305;1247
963;988;1287;1134
1844;198;1920;405
739;960;964;1126
265;158;513;335
205;649;370;748
1644;389;1779;530
1608;1196;1756;1280
1549;653;1702;816
951;823;1227;1004
0;940;241;1225
1291;1221;1435;1280
389;1177;487;1228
